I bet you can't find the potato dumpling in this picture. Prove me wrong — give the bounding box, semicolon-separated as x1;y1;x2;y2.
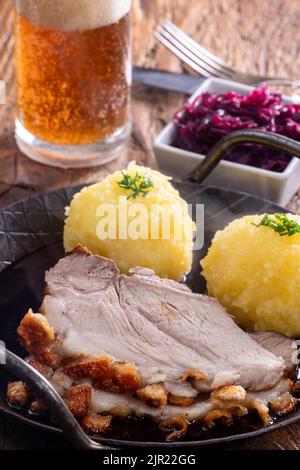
64;162;195;281
201;214;300;337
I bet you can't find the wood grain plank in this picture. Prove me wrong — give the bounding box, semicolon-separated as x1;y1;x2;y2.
1;0;300;450
1;0;300;209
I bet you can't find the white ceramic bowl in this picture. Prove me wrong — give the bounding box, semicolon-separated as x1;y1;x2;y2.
154;78;300;206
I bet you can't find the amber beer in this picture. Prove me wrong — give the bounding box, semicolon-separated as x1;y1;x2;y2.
14;0;131;166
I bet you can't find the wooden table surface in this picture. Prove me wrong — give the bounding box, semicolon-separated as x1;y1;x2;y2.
1;0;300;450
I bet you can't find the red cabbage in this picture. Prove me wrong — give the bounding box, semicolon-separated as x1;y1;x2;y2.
172;86;300;172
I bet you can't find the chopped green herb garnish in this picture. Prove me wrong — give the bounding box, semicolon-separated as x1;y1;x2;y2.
252;213;300;236
117;171;154;199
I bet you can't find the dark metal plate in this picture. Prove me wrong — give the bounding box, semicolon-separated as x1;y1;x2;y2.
0;182;298;448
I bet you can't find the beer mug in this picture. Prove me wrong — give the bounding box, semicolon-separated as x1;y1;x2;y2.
14;0;132;168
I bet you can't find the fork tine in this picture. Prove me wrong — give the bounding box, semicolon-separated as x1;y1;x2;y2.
163;20;237;77
155;27;231;79
163;21;231;68
154;30;217;78
160;25;234;80
156;20;281;85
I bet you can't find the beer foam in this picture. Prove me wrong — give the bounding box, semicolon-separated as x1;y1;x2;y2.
16;0;131;31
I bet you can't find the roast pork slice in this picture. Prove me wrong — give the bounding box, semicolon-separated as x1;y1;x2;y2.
250;331;296;375
41;250;284;393
89;377;292;422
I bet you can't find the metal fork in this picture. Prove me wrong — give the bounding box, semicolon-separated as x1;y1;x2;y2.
2;346;115;450
155;20;299;86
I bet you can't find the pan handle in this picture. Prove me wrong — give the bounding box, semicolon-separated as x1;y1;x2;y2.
2;346;116;450
185;129;300;183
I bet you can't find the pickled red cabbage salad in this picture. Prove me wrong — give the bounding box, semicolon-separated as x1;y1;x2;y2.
172;86;300;172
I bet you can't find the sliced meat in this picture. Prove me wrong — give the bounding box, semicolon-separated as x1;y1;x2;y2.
41;251;284;393
89;377;292;426
16;249;296;441
90;386;213;420
250;331;296;375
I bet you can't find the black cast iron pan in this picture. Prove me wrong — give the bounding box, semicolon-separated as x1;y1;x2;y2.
1;129;300;449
